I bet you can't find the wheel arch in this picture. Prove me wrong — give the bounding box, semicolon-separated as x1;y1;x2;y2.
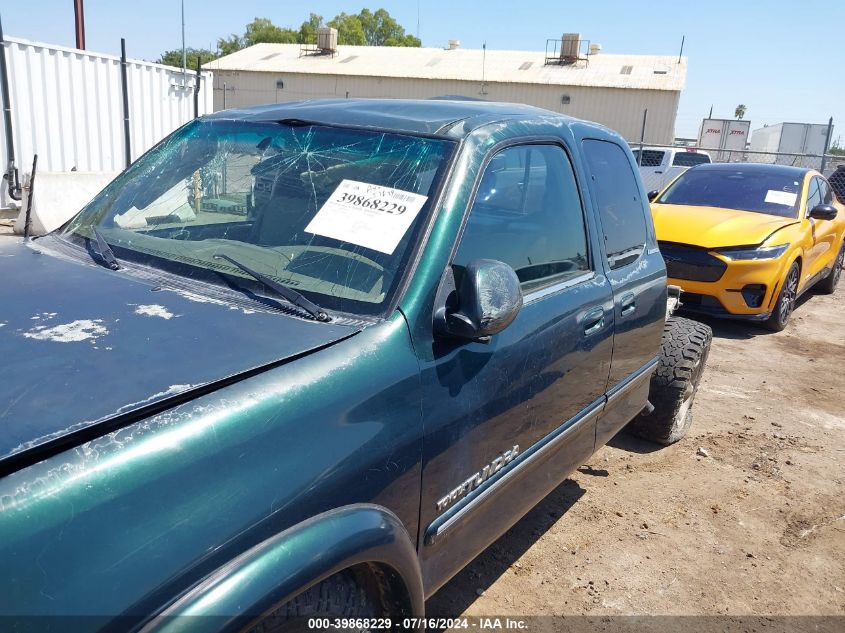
764;249;801;311
142;504;424;632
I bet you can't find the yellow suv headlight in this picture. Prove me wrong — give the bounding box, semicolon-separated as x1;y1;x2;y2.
714;243;789;261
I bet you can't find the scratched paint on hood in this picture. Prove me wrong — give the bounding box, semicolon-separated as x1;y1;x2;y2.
22;319;109;343
0;237;360;466
134;304;177;319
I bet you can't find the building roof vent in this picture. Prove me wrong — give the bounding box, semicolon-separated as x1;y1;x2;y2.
300;27;339;58
560;33;580;60
447;39;460;50
589;43;601;55
544;33;589;67
317;27;338;53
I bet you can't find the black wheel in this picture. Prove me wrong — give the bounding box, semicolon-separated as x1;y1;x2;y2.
764;262;800;331
246;569;377;633
627;316;712;446
815;243;844;295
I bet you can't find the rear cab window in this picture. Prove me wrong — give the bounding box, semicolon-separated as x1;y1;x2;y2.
582;140;648;270
631;149;665;168
672;152;711;167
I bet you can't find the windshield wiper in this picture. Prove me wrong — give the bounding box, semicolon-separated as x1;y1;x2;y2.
213;253;330;322
88;228;121;270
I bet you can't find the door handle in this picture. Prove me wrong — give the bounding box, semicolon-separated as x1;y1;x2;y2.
655;170;664;174
620;293;636;317
583;307;605;336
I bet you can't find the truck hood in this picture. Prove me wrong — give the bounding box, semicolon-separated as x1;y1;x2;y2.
0;238;359;469
651;203;799;248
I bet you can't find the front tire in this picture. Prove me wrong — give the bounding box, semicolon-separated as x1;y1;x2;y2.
764;262;800;331
628;316;712;446
247;570;377;633
815;243;844;295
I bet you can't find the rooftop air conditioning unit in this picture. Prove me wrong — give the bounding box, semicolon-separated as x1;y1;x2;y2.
317;27;338;53
561;33;580;60
448;39;460;50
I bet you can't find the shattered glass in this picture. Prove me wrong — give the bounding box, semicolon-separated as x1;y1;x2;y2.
63;119;453;316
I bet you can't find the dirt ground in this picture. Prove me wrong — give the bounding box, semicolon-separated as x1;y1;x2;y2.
427;285;845;620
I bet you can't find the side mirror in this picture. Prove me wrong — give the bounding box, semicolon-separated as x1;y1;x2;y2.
647;190;660;202
437;259;523;342
809;204;838;221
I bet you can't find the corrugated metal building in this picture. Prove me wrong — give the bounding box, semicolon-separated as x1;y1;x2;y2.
206;43;687;143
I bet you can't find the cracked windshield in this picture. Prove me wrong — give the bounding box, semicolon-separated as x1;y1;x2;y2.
62;119;453;315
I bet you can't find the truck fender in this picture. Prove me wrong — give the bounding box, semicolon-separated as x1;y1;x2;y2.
143;504;424;632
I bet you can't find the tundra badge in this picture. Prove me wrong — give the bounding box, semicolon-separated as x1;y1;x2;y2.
435;445;520;512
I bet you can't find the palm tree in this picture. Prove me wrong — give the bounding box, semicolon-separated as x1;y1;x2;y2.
735;104;747;120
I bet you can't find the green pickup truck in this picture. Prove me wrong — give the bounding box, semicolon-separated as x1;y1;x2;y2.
0;99;711;632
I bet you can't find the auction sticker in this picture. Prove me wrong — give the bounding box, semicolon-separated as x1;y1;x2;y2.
764;190;798;206
305;180;428;254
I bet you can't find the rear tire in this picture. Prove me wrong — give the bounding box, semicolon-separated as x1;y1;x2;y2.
763;262;800;331
815;243;844;295
628;316;712;446
247;569;377;633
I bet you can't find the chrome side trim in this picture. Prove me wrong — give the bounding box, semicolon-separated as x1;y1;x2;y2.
425;397;605;546
606;357;659;408
522;271;596;305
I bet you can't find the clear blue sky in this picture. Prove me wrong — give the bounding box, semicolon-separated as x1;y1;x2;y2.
2;0;843;141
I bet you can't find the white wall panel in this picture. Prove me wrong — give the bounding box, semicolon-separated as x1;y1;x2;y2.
0;36;213;179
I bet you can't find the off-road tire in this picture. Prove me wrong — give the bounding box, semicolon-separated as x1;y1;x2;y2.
247;569;377;633
628;316;712;445
815;243;844;295
763;262;800;331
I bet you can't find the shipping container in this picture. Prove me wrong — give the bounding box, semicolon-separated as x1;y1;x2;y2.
697;118;751;155
749;123;832;156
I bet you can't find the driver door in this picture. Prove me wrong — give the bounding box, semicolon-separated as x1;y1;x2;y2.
416;142;614;593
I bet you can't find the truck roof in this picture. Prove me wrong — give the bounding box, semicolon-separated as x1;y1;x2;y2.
206;98;584;138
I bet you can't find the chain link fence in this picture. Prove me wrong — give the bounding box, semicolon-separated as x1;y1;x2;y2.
629;142;845;195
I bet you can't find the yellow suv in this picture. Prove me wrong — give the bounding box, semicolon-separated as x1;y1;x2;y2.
650;163;844;331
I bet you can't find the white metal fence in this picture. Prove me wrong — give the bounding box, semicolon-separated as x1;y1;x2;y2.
0;36;213;198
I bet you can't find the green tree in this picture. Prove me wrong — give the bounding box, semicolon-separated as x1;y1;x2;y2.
358;8;421;46
734;104;747;120
830;137;845;156
217;34;244;56
158;47;216;69
243;17;299;45
166;9;420;64
329;8;420;47
216;17;299;55
298;13;324;44
328;12;367;45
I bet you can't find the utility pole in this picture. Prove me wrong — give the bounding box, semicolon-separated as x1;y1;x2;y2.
181;0;187;86
821;117;834;174
74;0;86;49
